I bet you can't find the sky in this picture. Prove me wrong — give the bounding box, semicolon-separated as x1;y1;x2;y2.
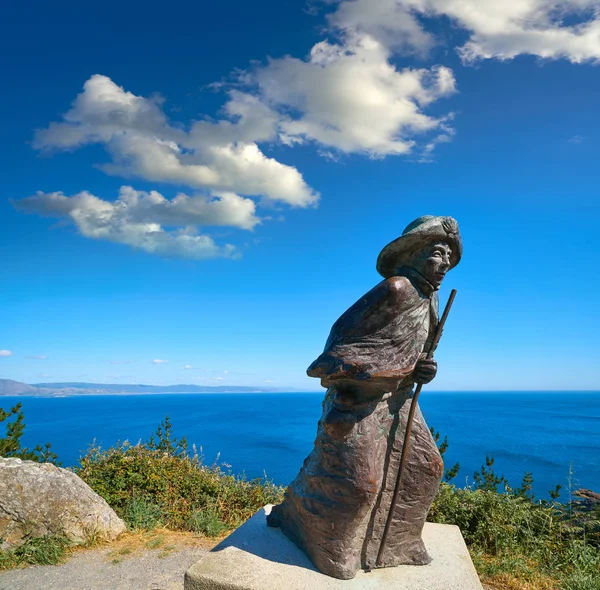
1;0;599;391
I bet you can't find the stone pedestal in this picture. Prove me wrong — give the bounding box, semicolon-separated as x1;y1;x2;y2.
184;505;483;590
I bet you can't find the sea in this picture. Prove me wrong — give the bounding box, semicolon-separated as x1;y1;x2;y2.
3;392;600;500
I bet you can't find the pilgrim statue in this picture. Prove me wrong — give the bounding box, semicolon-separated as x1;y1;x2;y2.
267;215;462;580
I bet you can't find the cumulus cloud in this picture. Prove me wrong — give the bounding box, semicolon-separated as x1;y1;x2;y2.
15;186;257;259
252;35;456;156
327;0;600;64
34;75;317;207
152;359;169;364
327;0;435;54
0;350;13;357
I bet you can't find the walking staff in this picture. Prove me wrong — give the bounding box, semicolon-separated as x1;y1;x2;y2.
376;288;458;566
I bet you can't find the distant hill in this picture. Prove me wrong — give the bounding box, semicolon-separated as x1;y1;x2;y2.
32;382;283;394
0;379;291;396
0;379;40;396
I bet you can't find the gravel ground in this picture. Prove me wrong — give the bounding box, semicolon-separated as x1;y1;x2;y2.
0;547;500;590
0;532;497;590
0;542;208;590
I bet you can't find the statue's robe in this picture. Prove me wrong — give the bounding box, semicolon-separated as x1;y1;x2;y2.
267;272;444;580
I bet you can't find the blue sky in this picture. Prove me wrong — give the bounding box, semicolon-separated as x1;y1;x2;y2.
1;0;599;390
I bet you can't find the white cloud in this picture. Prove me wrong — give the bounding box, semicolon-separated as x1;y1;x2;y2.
327;0;600;64
183;365;193;370
0;350;13;357
252;34;456;156
152;359;169;364
34;75;318;207
15;186;256;259
327;0;435;54
24;355;47;359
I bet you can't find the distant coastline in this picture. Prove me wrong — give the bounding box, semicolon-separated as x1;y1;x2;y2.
1;379;598;398
0;378;313;397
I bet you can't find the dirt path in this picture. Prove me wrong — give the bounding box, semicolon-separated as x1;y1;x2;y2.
0;531;218;590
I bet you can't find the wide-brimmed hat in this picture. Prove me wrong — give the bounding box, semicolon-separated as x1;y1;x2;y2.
376;215;462;279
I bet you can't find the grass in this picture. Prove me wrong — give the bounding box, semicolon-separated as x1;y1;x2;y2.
104;529;217;564
187;507;228;537
0;534;72;570
145;535;165;549
124;498;164;531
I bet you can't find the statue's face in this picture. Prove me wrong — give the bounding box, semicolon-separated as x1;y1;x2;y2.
411;242;452;289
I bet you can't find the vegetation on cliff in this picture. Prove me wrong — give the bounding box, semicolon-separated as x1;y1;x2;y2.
428;429;600;590
1;406;599;589
75;417;283;535
0;402;59;464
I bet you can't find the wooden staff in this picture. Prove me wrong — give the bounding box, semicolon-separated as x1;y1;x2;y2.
376;288;457;567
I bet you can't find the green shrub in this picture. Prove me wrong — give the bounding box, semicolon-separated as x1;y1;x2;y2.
75;417;284;533
188;508;227;537
0;403;59;464
123;497;164;531
429;478;600;589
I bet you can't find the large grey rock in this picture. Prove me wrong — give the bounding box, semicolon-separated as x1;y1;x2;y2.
0;458;126;548
185;505;483;590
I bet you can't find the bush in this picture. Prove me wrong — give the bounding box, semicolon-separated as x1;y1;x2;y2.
75;417;284;533
0;403;59;464
188;508;228;537
124;497;164;531
429;475;600;589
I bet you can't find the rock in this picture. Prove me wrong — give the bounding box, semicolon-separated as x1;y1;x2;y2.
573;488;600;513
0;458;126;548
574;489;600;504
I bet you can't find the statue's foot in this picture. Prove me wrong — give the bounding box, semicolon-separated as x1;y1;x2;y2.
366;540;431;570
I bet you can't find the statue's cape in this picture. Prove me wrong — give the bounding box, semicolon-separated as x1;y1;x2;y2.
307;276;438;384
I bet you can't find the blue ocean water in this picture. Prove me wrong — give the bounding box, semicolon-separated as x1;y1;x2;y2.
4;392;600;499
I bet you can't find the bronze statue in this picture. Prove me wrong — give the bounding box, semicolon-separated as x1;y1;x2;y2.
267;215;462;580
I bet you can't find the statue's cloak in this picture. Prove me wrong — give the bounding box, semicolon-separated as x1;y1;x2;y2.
307;274;439;388
267;274;444;579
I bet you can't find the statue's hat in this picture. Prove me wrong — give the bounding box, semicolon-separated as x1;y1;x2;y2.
376;215;462;279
